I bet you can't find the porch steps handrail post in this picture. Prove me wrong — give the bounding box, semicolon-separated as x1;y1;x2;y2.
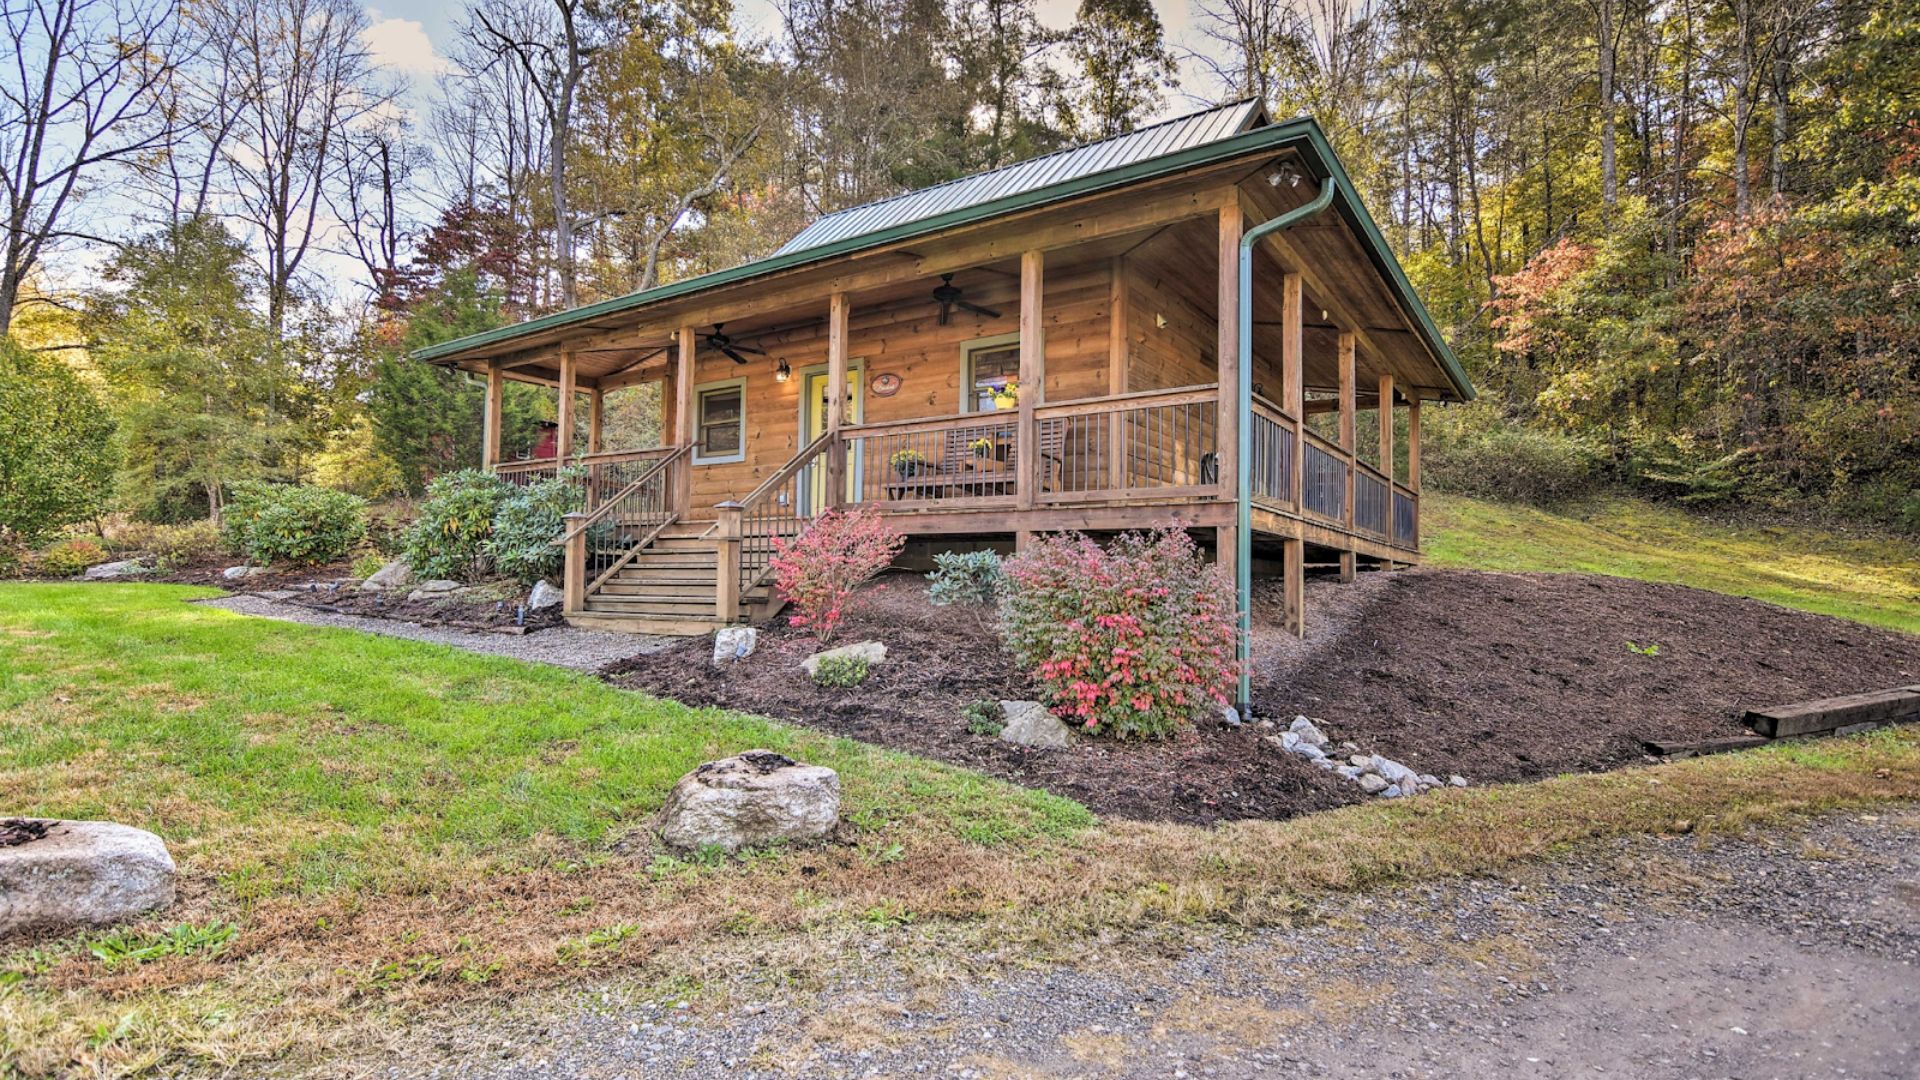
561;512;589;615
714;502;744;623
1235;173;1338;709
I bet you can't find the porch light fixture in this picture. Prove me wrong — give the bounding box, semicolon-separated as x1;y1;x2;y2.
775;358;791;382
1268;164;1303;189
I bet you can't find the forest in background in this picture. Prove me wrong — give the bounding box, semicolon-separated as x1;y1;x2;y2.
2;0;1916;546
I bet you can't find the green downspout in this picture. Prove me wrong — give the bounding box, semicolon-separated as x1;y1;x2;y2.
1235;175;1338;711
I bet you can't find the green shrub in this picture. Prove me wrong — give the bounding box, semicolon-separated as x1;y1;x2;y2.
0;340;116;548
962;699;1004;736
36;537;107;577
351;552;385;580
404;470;510;582
488;474;585;584
810;654;872;688
1425;426;1601;504
927;550;1004;606
101;519;157;555
149;520;227;568
223;482;367;565
999;527;1238;740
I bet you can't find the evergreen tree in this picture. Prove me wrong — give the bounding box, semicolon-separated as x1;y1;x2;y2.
1058;0;1177;139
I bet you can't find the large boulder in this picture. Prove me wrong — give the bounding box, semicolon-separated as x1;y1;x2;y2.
406;579;462;602
83;560;147;580
359;558;414;591
712;626;758;665
222;565;267;581
800;640;886;679
999;700;1072;749
0;819;176;935
527;580;564;610
657;751;841;853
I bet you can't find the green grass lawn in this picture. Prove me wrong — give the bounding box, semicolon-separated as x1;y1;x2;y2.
1425;493;1920;634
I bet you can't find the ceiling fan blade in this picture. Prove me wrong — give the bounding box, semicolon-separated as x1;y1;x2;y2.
959;300;1002;319
732;344;767;355
937;300;953;326
721;345;751;364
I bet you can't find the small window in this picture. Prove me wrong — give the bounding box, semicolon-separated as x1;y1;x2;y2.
962;335;1021;413
693;379;746;464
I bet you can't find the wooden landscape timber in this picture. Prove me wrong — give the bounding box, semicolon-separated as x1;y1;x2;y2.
1744;686;1920;739
412;103;1474;642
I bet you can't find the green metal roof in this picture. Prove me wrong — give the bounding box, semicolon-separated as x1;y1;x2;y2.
412;102;1473;401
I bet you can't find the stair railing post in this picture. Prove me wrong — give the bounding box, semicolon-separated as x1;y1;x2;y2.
714;501;744;623
562;512;589;615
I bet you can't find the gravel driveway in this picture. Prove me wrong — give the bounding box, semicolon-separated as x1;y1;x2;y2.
198;593;673;671
301;807;1919;1079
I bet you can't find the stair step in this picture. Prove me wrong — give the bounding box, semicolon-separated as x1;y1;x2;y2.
565;612;728;636
586;596;719;613
594;585;718;600
604;569;717;585
638;538;719;553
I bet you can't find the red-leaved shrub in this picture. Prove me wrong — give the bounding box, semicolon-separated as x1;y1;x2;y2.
998;527;1240;739
769;506;905;643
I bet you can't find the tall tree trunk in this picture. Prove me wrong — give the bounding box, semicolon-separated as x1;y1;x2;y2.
1768;18;1792;197
1598;0;1618;213
1730;0;1756;217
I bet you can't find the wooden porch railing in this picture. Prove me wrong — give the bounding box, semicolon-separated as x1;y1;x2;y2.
1034;385;1221;503
1252;395;1418;552
713;431;836;621
1250;394;1296;507
558;446;690;612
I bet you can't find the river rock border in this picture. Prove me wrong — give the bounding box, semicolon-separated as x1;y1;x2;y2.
1263;716;1467;798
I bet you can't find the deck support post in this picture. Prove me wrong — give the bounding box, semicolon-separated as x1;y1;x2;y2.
673;326;696;515
561;512;588;615
713;502;743;623
588;387;605;454
556;350;578;462
1017;249;1044;510
1337;331;1357;583
826;291;850;507
1282;537;1305;637
481;361;504;470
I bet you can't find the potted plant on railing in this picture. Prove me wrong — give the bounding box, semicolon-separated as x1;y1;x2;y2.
890;448;929;480
967;436;996;469
990;379;1019;411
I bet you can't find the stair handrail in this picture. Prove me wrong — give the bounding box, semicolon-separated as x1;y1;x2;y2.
712;430;838;621
556;444;690;545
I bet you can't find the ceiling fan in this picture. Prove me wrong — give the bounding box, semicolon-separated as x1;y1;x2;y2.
704;324;765;365
931;274;1001;326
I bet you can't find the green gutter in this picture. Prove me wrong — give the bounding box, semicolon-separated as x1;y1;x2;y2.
412;119;1475;403
1234;176;1338;712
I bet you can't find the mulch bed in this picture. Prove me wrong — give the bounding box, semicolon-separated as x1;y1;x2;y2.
609;568;1920;826
1251;568;1920;786
608;575;1363;825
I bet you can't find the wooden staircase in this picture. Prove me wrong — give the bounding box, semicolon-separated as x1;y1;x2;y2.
566;521;778;636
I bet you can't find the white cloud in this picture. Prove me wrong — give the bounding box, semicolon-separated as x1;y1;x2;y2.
364;14;446;77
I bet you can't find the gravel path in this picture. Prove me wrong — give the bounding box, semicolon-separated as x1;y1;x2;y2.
198;593;673;671
304;807;1920;1079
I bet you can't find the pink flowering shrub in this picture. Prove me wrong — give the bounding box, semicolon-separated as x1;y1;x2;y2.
770;506;906;643
998;527;1240;739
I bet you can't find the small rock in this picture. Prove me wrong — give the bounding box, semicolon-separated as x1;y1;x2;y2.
1289;742;1327;762
1371;755;1418;786
998;701;1071;749
82;559;146;580
800;640;886;678
221;565;266;581
1288;716;1329;747
712;626;759;665
1381;783;1404;798
1335;765;1362;780
1357;774;1390;795
527;580;564;610
1312;757;1335;770
0;819;176;934
1418;773;1443;788
1449;775;1469;788
360;558;414;591
1349;754;1371;768
1218;704;1242;727
406;579;462;601
657;751;841;853
1279;731;1302;751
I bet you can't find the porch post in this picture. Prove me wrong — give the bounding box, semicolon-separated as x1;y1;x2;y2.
1017;249;1044;511
1215;201;1242;570
588;387;605;454
1378;373;1395;484
1107;256;1128;491
1281;272;1304;637
555;349;577;461
1407;396;1422;492
826;291;850;507
673;326;696;515
1337;332;1357;583
561;512;588;615
481;360;504;470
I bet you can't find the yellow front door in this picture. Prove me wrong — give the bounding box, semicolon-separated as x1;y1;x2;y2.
801;367;861;511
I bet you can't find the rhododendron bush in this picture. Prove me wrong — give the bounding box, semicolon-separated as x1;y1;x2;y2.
998;527;1240;739
769;506;905;643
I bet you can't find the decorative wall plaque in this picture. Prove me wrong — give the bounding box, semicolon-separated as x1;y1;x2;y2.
869;372;903;396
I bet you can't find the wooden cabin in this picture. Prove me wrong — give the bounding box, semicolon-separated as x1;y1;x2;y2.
413;101;1475;645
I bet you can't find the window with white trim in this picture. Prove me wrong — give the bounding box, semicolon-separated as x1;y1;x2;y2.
961;334;1020;413
693;378;746;464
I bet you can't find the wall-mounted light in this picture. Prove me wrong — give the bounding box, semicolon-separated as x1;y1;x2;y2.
1155;312;1168;328
775;358;791;383
1268;164;1303;189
